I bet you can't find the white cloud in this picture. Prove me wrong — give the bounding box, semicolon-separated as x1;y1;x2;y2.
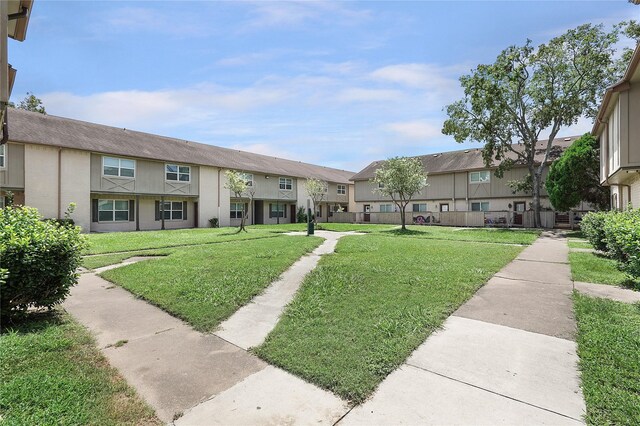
240;1;371;31
383;120;442;140
98;7;209;37
41;85;289;130
336;88;404;103
370;63;460;91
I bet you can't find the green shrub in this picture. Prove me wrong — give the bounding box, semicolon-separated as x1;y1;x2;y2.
208;217;219;228
296;207;307;223
0;206;86;323
603;209;640;279
581;211;609;252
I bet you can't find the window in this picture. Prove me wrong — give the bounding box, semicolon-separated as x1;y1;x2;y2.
279;177;292;190
103;156;135;178
241;173;254;187
337;184;346;195
470;171;490;183
98;199;129;222
0;144;5;168
162;201;184;220
166;164;190;182
230;202;245;219
380;204;394;213
413;203;427;212
377;182;385;189
471;201;490;212
270;203;286;218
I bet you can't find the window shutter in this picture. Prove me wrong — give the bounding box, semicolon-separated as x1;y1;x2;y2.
183;201;188;221
269;204;273;218
129;200;135;221
92;199;98;222
283;204;287;218
155;201;161;221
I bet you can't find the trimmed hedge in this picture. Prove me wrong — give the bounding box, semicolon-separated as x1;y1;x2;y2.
581;211;609;252
603;209;640;279
0;206;86;323
582;209;640;281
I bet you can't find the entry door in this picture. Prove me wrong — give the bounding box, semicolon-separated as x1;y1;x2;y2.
364;204;371;222
290;205;296;223
440;203;449;212
254;200;264;225
513;202;525;225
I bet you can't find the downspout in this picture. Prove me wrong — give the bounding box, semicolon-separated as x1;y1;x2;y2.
217;168;221;223
58;148;62;218
160;196;165;230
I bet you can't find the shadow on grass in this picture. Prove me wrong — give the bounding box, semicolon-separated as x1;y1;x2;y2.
591;253;640;291
380;228;429;236
1;309;62;335
565;231;585;238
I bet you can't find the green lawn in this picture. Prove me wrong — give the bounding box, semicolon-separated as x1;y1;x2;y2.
570;252;639;290
100;236;323;331
251;223;540;245
255;234;523;402
0;311;159;425
83;250;174;270
568;240;593;249
85;227;278;254
574;294;640;425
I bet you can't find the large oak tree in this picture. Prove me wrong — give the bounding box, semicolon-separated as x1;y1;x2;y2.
443;24;622;227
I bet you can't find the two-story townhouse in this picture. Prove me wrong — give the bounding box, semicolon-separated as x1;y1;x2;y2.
350;136;584;225
0;109;354;231
594;43;640;210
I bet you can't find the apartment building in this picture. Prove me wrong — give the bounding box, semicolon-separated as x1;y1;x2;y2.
0;109;355;232
351;136;584;225
594;43;640;210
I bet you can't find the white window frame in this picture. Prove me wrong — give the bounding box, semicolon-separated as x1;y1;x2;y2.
413;203;427;212
102;156;136;178
162;201;185;221
380;204;394;213
165;164;191;183
270;203;286;218
230;202;245;219
98;199;129;222
471;201;490;212
469;171;490;183
0;144;6;168
337;184;346;195
279;177;293;191
241;173;254;187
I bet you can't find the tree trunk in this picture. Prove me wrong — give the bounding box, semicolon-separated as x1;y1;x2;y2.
400;204;406;230
531;172;542;228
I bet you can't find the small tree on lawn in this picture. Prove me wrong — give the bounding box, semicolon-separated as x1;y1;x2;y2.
305;178;328;227
443;23;622;227
546;134;610;211
371;156;427;231
225;170;248;232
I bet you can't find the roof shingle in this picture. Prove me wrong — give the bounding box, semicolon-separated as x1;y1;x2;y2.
7;109;355;184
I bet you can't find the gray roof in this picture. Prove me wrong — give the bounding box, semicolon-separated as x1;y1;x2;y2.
350;136;579;181
7;108;355;184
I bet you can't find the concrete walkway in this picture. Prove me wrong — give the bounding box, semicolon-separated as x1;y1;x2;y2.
215;231;362;349
574;281;640;303
65;234;354;424
341;231;586;425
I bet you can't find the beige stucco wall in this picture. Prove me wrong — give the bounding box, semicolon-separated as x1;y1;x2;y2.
1;142;25;189
24;144;59;218
61;149;91;232
198;166;220;228
90;153;199;196
630;174;640;209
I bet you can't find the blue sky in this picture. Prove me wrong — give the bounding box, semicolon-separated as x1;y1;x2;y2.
9;1;639;171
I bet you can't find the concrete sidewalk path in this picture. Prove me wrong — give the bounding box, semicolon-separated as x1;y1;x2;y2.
341;231;586;425
64;235;351;424
574;281;640;303
215;231;362;349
